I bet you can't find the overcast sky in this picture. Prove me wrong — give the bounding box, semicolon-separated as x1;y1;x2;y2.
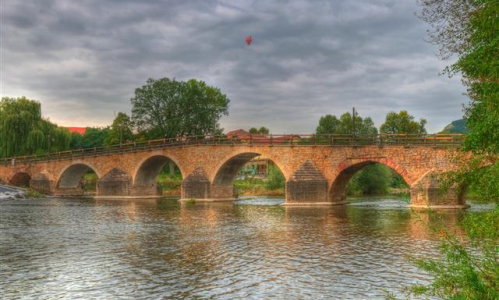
1;0;468;133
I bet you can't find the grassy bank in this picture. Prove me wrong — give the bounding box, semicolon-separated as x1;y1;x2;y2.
157;174;182;196
234;177;284;196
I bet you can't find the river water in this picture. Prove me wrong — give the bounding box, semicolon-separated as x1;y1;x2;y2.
0;196;492;299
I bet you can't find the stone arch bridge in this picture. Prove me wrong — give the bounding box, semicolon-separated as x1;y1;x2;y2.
0;134;467;208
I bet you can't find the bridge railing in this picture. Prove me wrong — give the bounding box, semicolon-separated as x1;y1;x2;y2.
0;133;464;165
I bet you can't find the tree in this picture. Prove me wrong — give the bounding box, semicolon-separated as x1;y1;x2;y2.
338;112;378;135
249;127;270;134
131;78;230;139
347;163;393;195
380;111;427;134
315;112;377;135
407;1;499;298
70;127;110;149
265;164;285;190
0;97;71;157
315;115;341;135
104;113;134;146
258;126;269;135
418;0;498;153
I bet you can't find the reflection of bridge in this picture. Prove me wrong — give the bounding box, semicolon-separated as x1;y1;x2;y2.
0;134;467;208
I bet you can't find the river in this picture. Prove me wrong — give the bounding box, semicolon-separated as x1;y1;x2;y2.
0;196;492;299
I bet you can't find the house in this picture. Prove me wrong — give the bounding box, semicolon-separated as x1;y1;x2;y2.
64;127;87;135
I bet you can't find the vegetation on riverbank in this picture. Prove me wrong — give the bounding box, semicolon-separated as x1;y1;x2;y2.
406;0;499;298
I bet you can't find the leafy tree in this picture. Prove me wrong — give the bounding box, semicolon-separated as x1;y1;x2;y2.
0;97;71;157
407;1;499;298
315;112;377;135
131;78;229;139
315;115;341;135
249;127;270;134
347;164;396;196
258;126;269;134
265;164;285;190
418;0;498;153
70;127;110;149
380;110;427;134
338;112;378;135
409;208;498;299
104;112;134;146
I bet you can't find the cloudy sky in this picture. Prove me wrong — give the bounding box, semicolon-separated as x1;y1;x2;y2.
1;0;467;133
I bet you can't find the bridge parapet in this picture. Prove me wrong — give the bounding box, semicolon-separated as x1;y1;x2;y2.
0;134;464;166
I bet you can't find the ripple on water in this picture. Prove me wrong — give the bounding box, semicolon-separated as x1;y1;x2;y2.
0;197;487;299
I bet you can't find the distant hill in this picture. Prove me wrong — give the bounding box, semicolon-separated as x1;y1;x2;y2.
440;119;468;134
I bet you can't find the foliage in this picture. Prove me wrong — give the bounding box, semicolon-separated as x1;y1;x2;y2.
315;112;377;136
409;208;498;299
104;112;134;146
315;115;341;135
70;127;110;149
380;110;427;135
346;163;405;196
0;97;71;157
418;0;498;154
411;1;499;298
445;154;499;203
157;173;182;193
249;126;270;134
234;176;284;196
265;164;285;190
25;188;45;198
457;1;498;155
82;172;97;192
131;78;229;139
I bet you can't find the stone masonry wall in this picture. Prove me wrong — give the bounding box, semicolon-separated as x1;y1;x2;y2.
0;145;462;206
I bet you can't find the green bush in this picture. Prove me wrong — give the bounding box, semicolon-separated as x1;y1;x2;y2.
265;165;285;190
409;208;498;299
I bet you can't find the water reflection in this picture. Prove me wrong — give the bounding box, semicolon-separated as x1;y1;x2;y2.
0;196;482;299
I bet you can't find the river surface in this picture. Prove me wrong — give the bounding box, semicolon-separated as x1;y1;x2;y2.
0;196;492;299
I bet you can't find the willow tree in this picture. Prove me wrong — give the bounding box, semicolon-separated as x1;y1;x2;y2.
0;97;71;158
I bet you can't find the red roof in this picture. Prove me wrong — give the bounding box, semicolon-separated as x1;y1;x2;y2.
64;127;87;135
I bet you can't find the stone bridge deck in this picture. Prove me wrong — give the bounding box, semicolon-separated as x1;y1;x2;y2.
0;134;467;208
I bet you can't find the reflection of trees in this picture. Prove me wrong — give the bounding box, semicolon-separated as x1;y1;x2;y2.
407;210;463;240
344;206;463;240
102;199;467;298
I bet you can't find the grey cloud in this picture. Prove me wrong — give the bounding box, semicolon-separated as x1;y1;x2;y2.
1;0;467;133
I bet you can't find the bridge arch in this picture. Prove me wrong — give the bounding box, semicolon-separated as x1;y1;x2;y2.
132;154;184;196
210;152;286;199
213;152;286;185
330;159;410;203
57;163;100;190
9;172;31;187
134;154;184;185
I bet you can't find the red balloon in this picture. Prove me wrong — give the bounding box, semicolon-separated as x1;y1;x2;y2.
245;35;253;46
